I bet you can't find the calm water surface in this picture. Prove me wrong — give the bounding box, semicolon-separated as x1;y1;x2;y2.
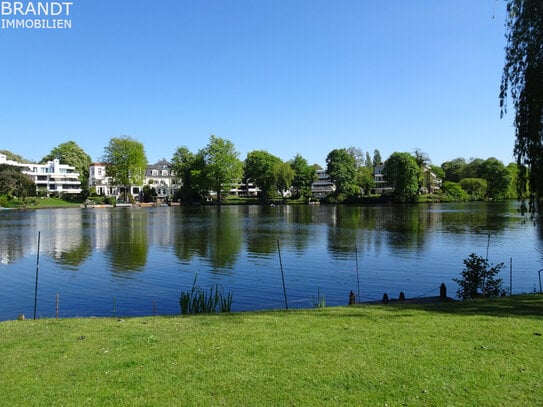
0;202;541;320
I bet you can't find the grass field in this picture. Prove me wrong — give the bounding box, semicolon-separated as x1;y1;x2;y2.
1;295;542;406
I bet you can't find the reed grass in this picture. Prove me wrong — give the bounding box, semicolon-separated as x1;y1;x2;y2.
179;275;233;314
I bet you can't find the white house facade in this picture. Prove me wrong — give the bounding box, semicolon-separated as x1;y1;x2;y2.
89;160;181;202
144;159;181;202
0;153;82;195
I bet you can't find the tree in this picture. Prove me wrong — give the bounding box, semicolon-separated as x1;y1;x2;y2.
41;141;92;195
171;146;207;204
453;253;505;300
462;158;484;179
326;148;358;199
102;136;148;201
460;178;488;200
200;136;242;204
500;0;543;214
441;158;467;182
372;149;383;167
364;151;373;171
382;152;419;202
478;158;512;200
356;166;375;196
347;146;364;168
289;154;316;199
273;161;295;200
244;150;282;201
441;181;468;201
430;165;445;181
0;164;35;202
413;149;431;168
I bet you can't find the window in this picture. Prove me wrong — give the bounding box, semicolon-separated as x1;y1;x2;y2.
162;170;169;176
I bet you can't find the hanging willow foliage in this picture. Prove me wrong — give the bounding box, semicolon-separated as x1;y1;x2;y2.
500;0;543;215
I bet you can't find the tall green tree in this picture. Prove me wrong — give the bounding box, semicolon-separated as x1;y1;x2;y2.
383;152;420;202
0;164;35;202
289;154;316;199
171;146;206;203
200;135;242;204
326;148;358;199
244;150;282;201
478;158;512;200
273;161;295;200
373;149;383;167
364;151;373;171
500;0;543;214
102;136;147;201
41;141;92;195
356;166;375;196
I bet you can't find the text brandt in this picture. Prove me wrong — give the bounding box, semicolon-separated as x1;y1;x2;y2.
1;2;73;16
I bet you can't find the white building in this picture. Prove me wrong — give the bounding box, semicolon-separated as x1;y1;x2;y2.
0;153;81;195
143;159;181;202
311;169;336;198
89;160;181;202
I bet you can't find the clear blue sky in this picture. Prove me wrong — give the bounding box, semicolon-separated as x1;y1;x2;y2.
0;0;514;166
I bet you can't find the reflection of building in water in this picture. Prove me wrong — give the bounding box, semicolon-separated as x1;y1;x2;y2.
0;210;86;264
90;210;112;250
35;210;84;259
146;208;176;248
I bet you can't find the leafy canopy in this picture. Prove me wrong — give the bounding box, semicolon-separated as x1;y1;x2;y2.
383;152;419;202
102;136;148;190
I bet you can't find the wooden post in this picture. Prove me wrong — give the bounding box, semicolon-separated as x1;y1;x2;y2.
440;283;447;299
56;293;59;319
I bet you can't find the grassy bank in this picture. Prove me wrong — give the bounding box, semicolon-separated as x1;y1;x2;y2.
1;295;542;406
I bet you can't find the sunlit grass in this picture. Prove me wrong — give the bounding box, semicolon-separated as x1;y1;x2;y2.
1;295;542;406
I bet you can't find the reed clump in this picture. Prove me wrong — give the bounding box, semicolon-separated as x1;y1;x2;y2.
179;275;233;315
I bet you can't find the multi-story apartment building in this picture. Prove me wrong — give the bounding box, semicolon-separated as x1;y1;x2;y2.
311;169;336;198
0;153;82;195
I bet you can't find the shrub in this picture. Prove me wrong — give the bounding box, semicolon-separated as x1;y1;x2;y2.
454;253;506;300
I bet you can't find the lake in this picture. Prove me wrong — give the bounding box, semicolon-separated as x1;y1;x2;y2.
0;202;541;320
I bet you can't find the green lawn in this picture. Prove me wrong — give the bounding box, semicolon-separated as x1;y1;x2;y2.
1;295;542;406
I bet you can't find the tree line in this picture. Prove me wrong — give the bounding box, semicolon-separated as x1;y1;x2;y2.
0;136;522;207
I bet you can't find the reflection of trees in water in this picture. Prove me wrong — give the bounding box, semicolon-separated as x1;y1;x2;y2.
381;205;438;253
245;208;281;256
439;202;514;235
108;209;148;274
173;206;241;271
325;205;435;256
53;234;92;269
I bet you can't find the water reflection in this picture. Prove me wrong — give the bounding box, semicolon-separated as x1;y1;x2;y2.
108;209;148;274
0;202;541;320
